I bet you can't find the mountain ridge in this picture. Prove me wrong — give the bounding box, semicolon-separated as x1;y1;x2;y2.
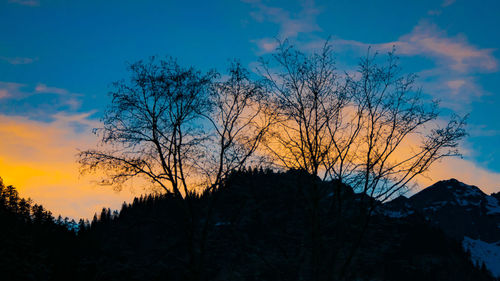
383;178;500;276
1;173;498;280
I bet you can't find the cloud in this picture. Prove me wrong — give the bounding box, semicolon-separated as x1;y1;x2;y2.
35;83;70;95
248;0;320;38
0;81;26;99
34;84;82;110
8;0;39;7
427;0;455;17
417;156;500;195
442;0;456;7
336;21;497;74
396;22;497;73
0;81;82;111
447;79;466;91
354;118;500;196
468;124;500;138
0;81;80;100
0;113;138;219
0;56;36;65
251;38;279;54
52;111;100;129
245;0;321;53
427;10;442;16
413;68;485;109
397;21;496;106
331;21;497;108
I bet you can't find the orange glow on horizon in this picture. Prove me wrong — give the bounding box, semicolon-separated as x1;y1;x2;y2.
0;114;138;219
0;113;498;220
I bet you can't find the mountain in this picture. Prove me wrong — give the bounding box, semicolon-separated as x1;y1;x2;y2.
73;171;498;281
1;173;497;281
383;179;500;277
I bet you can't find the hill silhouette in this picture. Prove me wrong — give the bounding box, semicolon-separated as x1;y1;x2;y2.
0;178;78;280
0;171;497;281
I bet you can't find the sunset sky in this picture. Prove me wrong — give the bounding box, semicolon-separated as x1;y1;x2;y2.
1;0;500;219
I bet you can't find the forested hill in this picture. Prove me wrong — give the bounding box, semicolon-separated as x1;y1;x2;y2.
0;178;78;280
0;170;497;281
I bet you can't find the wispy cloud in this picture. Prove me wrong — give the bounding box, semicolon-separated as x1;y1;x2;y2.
251;38;279;54
244;0;321;53
427;10;442;16
396;22;497;73
447;79;466;91
428;0;456;16
0;82;26;99
331;21;497;108
410;68;485;109
0;81;83;112
244;1;497;107
0;56;37;65
442;0;456;7
35;83;83;110
1;82;78;99
52;111;100;129
336;21;497;73
247;0;320;38
35;83;70;95
396;22;496;106
468;124;500;138
8;0;39;7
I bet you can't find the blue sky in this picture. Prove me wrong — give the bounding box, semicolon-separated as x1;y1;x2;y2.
1;0;499;217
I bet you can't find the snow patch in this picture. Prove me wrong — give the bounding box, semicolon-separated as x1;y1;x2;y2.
382;209;414;218
486;196;500;215
423;206;440;212
458;186;483;197
463;237;500;277
422;201;453;211
455;197;481;207
450;186;482;207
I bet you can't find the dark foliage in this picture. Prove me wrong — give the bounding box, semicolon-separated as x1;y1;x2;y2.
1;171;496;281
0;178;78;281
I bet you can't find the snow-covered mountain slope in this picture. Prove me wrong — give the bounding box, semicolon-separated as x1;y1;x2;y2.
383;179;500;276
463;237;500;277
384;179;500;241
486;196;500;215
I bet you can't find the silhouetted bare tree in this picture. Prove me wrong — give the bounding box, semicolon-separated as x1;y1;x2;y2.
199;60;275;191
79;44;467;281
258;41;467;281
79;57;272;198
193;61;275;280
78;57;273;281
259;41;466;203
337;49;467;280
258;41;346;178
257;40;365;281
79;57;214;198
351;51;467;202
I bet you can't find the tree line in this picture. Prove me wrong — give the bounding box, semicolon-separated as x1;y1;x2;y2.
2;169;497;280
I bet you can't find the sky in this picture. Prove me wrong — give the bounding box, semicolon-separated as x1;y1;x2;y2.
1;0;500;219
